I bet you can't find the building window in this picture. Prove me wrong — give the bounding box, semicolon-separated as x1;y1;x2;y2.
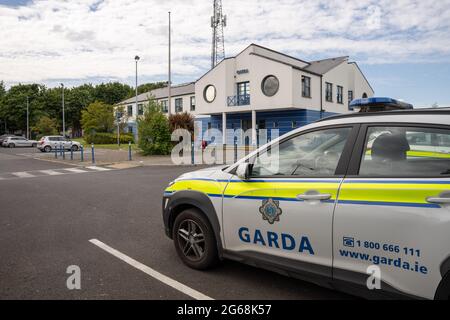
128;126;133;134
138;104;144;115
190;96;196;111
362;92;368;98
204;85;216;103
291;121;297;128
127;105;133;117
207;122;212;130
237;81;250;105
261;75;279;97
160;100;168;113
302;76;311;98
175;98;183;113
337;86;344;104
273;121;278;128
325;83;333;102
258;120;266;130
348;91;354;110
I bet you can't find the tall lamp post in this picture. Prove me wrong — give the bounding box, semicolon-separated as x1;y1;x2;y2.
61;83;65;138
26;96;29;139
135;55;140;143
168;11;172;117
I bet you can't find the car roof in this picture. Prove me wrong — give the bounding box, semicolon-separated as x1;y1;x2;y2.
314;108;450;127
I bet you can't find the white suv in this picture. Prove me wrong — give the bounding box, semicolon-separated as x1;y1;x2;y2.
37;136;82;153
162;108;450;300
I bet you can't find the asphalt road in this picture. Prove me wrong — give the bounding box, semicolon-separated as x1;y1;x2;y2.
0;147;352;300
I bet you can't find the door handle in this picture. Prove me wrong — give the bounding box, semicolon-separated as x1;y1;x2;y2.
426;197;450;204
296;191;332;201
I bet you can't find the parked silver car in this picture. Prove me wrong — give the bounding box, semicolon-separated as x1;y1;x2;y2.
2;136;38;148
37;136;82;153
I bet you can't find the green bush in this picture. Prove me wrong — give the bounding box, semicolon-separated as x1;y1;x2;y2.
138;104;171;155
84;132;134;144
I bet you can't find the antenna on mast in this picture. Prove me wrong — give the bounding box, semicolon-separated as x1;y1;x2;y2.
211;0;226;69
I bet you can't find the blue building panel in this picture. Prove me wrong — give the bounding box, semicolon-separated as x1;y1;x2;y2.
196;109;336;146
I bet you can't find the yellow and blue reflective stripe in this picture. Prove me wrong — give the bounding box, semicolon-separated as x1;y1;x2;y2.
165;178;450;209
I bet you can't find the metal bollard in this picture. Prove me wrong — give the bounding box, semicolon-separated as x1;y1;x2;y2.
54;145;58;159
62;144;66;160
128;142;132;161
234;142;238;163
91;143;95;164
70;144;73;160
80;145;84;162
60;143;63;156
191;142;195;165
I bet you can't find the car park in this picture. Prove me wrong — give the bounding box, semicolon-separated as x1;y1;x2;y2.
2;136;38;148
162;108;450;300
37;136;82;153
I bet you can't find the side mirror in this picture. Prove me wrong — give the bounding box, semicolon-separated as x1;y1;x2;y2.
236;163;250;180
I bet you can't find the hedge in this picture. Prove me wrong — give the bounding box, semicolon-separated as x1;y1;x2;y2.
84;132;134;144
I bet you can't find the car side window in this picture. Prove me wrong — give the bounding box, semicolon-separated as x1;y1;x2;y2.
359;126;450;177
250;127;352;177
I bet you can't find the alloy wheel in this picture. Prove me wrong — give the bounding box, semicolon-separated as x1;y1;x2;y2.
177;219;206;262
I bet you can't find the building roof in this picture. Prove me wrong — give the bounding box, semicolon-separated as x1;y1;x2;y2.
304;56;349;74
118;82;195;105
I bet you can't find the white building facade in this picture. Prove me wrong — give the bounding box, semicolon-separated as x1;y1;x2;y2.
117;44;374;144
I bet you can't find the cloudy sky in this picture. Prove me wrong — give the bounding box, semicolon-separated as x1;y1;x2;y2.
1;0;450;106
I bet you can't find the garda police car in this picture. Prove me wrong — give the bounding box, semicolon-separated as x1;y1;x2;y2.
162;108;450;300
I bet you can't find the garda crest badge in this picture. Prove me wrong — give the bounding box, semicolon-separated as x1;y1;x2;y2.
259;199;282;224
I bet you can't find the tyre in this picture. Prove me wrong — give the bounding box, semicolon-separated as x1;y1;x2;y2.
172;208;219;270
44;145;52;153
8;143;15;148
435;272;450;300
32;143;37;148
71;145;79;152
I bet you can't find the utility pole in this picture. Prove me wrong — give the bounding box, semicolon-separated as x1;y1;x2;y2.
61;83;65;138
26;96;29;139
135;55;140;143
168;11;172;117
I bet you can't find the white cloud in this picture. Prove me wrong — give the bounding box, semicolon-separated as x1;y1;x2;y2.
0;0;450;87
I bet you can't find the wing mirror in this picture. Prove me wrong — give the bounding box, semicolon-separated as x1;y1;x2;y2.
236;163;251;180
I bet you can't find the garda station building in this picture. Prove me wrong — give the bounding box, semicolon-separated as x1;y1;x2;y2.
117;43;374;145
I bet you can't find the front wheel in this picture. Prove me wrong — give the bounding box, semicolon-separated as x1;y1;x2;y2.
44;146;52;153
71;145;79;152
8;143;15;148
32;143;37;148
173;209;219;270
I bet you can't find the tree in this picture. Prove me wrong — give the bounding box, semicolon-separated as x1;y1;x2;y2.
32;116;58;137
169;112;194;135
93;82;133;105
81;101;114;135
137;99;171;155
136;82;168;96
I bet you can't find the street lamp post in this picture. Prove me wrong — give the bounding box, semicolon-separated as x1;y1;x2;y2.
135;55;140;143
26;96;29;139
61;83;65;138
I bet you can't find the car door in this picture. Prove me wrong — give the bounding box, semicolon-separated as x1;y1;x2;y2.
223;125;358;278
17;137;27;147
333;124;450;299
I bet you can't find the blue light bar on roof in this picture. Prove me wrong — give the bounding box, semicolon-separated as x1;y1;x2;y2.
350;97;414;110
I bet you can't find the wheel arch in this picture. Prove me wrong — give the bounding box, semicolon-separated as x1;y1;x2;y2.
435;256;450;300
166;190;223;258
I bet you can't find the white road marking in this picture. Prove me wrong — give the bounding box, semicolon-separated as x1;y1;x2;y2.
89;239;213;300
40;169;64;176
86;166;111;171
64;168;88;174
12;172;35;178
